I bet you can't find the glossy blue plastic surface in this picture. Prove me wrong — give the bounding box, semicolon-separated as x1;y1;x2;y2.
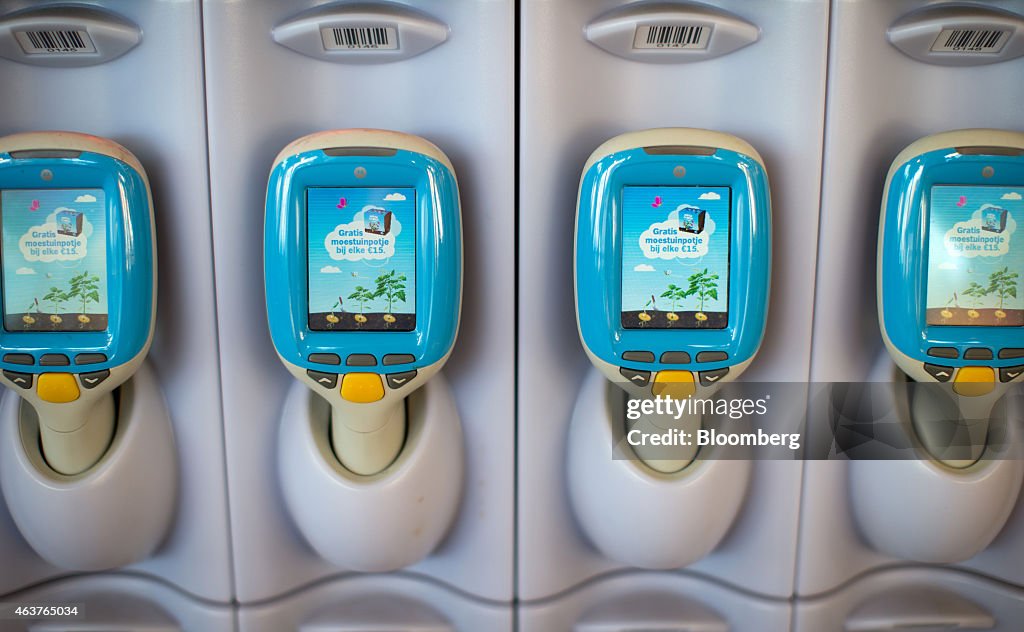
575;146;771;373
880;146;1024;367
265;148;461;373
0;151;154;374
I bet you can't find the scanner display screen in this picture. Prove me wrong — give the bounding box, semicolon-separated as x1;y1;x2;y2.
620;185;730;329
0;189;108;332
307;187;416;331
926;185;1024;327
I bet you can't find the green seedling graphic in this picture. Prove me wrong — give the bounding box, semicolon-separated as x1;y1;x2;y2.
660;283;687;324
987;267;1019;319
373;269;408;327
68;271;101;328
683;268;719;326
347;285;375;326
962;281;989;320
42;286;70;328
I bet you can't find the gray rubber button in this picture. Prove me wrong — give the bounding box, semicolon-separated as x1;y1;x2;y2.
927;347;959;359
1000;365;1024;382
619;367;651;386
39;354;70;366
699;367;730;386
660;351;691;364
74;353;107;365
963;348;993;360
307;370;338;389
383;354;416;366
386;370;418;389
80;370;110;389
3;354;33;365
3;371;32;389
696;351;728;363
999;348;1024;359
923;364;954;382
622;351;655;363
346;354;377;366
308;353;341;365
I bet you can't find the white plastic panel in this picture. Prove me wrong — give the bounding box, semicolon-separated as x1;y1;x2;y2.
518;0;828;601
203;0;515;604
237;575;511;632
0;0;231;601
518;573;792;631
794;568;1024;631
800;0;1024;596
0;573;234;632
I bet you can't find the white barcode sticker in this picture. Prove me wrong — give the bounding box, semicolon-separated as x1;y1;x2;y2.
633;24;710;50
320;26;398;51
931;28;1009;53
14;29;95;55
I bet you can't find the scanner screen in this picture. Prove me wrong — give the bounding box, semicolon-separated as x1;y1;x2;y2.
0;188;108;332
926;185;1024;327
306;187;416;331
620;185;731;330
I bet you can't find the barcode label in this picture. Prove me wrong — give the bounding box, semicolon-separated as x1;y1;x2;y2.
321;26;398;51
14;29;95;54
633;24;710;50
931;28;1009;53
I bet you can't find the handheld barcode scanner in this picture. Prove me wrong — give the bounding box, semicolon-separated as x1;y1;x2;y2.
575;128;771;472
879;129;1024;468
265;130;461;476
0;132;156;476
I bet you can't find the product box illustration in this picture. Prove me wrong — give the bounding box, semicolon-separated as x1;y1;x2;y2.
679;208;706;234
363;207;393;236
56;209;83;237
983;206;1009;233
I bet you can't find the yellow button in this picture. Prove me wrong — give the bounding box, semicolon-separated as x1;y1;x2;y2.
340;373;385;403
37;373;80;403
953;366;996;397
651;370;696;400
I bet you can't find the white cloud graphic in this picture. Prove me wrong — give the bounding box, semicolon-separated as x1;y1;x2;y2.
943;204;1016;259
74;194;97;203
1002;192;1022;201
18;210;93;263
698;191;721;201
320;265;341;274
638;205;716;260
384;192;407;201
324;206;403;262
15;267;35;275
938;262;958;270
633;264;655;272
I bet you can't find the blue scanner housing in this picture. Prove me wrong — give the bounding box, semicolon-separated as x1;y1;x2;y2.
576;146;771;373
265;147;461;373
0;151;154;373
880;144;1024;368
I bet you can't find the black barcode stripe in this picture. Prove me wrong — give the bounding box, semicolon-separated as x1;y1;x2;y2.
645;25;704;47
939;29;1005;51
23;30;89;52
331;27;390;48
